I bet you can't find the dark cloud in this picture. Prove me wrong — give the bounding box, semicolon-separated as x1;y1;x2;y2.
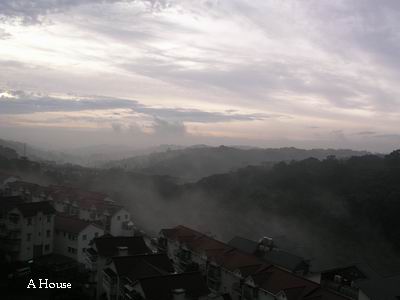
0;89;276;123
0;0;133;24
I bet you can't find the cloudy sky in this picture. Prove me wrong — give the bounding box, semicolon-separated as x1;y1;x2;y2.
1;0;400;152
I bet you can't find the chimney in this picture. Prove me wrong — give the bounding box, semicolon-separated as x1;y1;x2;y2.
258;236;274;252
117;246;129;256
172;288;185;300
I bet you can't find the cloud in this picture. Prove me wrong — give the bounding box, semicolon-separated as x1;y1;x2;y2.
0;28;11;39
0;0;135;24
357;131;376;136
111;122;123;132
1;1;400;152
151;118;186;136
0;89;275;124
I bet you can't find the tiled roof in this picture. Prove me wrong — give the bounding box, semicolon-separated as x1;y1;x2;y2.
229;236;259;254
229;236;308;272
112;254;175;281
0;196;25;213
55;214;100;234
304;287;355;300
211;248;265;272
252;265;319;297
94;236;151;257
16;201;55;217
138;272;209;300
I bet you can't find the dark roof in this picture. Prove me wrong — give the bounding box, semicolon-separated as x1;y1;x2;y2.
229;236;307;272
262;249;308;272
94;236;151;257
55;215;100;234
229;236;259;254
16;201;55;217
304;287;354;300
112;254;174;281
356;275;400;300
251;265;319;297
138;272;209;300
0;196;25;213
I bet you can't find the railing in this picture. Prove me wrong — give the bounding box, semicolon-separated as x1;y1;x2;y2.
323;281;358;299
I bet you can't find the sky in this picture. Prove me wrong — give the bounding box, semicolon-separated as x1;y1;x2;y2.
0;0;400;152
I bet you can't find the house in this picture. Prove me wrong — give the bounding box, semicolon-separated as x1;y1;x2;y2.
159;226;352;300
243;265;319;300
84;235;152;299
159;226;266;297
132;271;210;300
314;263;400;300
102;253;176;300
0;196;55;262
54;214;104;264
0;173;20;195
228;236;310;275
3;180;50;202
48;185;135;236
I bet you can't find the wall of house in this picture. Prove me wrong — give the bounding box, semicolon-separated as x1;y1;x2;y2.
110;209;131;236
220;268;241;297
18;210;54;261
77;225;103;264
358;290;371;300
54;229;78;261
95;255;108;299
258;290;276;300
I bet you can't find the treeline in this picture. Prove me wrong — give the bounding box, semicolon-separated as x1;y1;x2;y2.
186;151;400;250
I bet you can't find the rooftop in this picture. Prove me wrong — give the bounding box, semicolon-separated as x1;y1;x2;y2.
94;235;151;257
138;271;209;300
55;214;100;234
112;254;175;281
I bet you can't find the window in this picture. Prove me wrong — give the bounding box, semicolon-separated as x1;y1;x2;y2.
82;248;86;253
117;215;121;221
27;218;32;225
82;234;87;241
44;244;50;252
38;232;41;237
27;233;31;241
125;214;128;220
47;215;51;223
46;230;51;238
94;232;99;238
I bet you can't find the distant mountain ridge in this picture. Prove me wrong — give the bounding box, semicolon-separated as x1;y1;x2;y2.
103;146;371;181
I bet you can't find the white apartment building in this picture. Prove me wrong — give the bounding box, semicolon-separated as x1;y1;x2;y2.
0;197;55;262
54;214;104;264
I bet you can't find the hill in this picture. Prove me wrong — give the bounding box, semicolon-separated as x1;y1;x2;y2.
104;146;371;181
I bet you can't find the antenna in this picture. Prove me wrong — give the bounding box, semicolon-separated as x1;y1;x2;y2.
24;143;26;157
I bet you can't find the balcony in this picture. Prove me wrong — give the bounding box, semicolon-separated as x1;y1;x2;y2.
207;265;221;291
85;248;98;271
103;268;118;296
322;281;358;300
